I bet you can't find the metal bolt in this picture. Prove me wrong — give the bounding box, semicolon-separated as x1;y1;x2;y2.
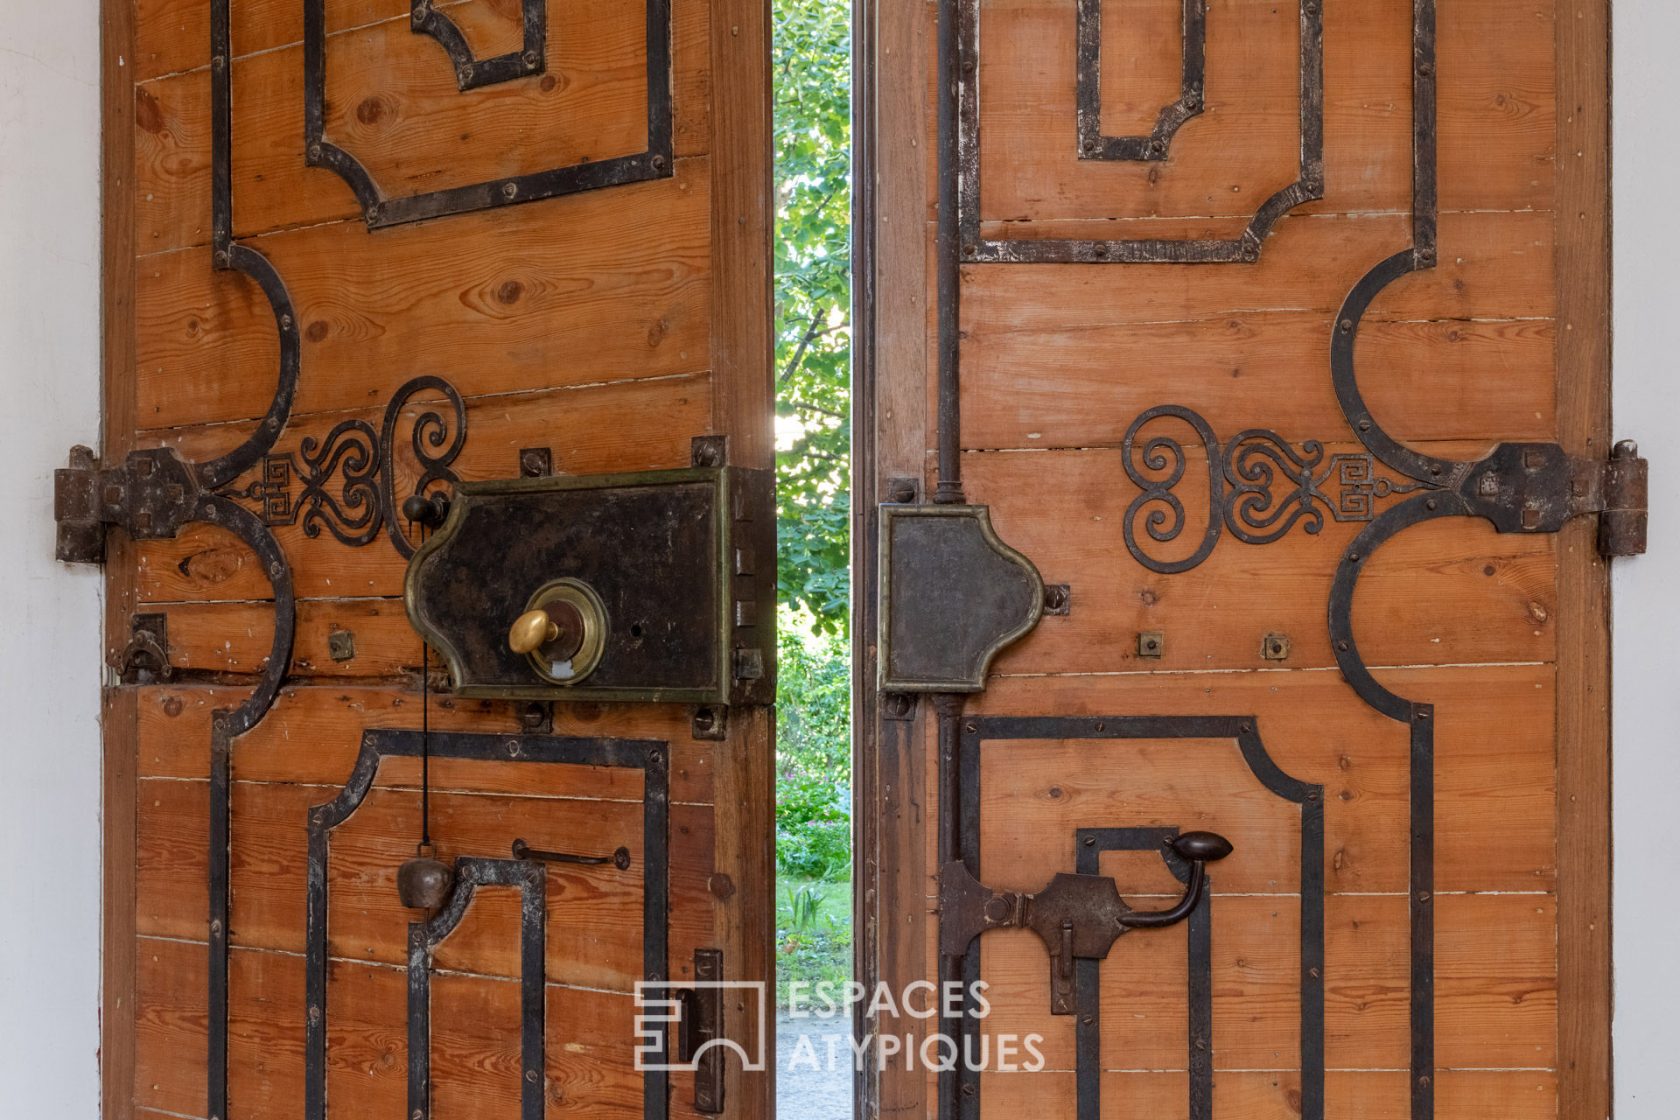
501;181;519;200
308;143;323;162
523;50;541;69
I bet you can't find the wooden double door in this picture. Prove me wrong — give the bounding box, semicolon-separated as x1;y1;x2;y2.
91;0;1618;1119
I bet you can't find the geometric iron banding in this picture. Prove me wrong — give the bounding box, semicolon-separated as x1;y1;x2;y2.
953;0;1322;263
408;857;547;1120
305;729;672;1120
942;716;1324;1120
1076;0;1206;162
1073;827;1211;1120
412;0;547;90
306;0;674;229
204;494;297;1120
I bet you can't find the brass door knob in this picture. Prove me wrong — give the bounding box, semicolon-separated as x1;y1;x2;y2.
509;610;560;654
510;579;609;685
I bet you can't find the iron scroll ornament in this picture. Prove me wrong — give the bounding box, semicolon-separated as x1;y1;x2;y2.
227;375;468;553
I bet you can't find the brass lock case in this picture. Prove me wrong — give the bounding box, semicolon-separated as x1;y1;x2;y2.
403;463;774;704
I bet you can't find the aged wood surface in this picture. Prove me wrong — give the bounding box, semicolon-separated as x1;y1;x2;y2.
107;0;772;1115
859;0;1610;1116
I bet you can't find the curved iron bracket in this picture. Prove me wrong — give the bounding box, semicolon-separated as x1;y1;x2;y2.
877;503;1045;692
412;0;546;91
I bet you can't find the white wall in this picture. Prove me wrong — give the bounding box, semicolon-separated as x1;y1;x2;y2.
0;3;107;1117
1614;6;1680;1116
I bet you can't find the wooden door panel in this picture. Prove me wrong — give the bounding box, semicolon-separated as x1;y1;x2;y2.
103;0;770;1116
134;178;713;426
861;0;1612;1116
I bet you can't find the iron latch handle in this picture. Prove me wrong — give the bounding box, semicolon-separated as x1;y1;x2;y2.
1120;830;1233;929
938;830;1233;1014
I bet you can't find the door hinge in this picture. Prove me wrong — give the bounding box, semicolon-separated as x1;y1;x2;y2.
1595;440;1649;558
1452;439;1647;558
54;445;202;564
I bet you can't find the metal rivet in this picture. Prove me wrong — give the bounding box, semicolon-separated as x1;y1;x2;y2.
501;181;519;200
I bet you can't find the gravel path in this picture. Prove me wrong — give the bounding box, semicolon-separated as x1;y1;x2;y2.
775;1011;854;1120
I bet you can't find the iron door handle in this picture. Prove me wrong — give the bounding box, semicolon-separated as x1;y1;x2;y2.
1120;830;1234;929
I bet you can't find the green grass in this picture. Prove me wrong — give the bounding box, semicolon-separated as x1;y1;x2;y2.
775;875;852;1006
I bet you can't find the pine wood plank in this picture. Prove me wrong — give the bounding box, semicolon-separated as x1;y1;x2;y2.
135;157;713;430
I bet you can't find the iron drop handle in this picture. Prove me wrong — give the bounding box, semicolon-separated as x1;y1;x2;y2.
1120;830;1234;929
938;828;1233;1015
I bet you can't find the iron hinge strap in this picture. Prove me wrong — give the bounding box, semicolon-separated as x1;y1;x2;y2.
1451;439;1648;559
54;444;203;564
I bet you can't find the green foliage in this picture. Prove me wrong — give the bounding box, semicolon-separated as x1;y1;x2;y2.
783;882;829;932
775;614;852;882
774;0;852;634
772;0;853;1008
776;877;852;1004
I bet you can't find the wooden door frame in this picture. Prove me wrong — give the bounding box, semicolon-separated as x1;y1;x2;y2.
848;2;1614;1118
100;0;140;1114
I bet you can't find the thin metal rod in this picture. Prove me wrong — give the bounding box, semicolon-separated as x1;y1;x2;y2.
933;0;964;504
933;693;965;1120
415;518;432;848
